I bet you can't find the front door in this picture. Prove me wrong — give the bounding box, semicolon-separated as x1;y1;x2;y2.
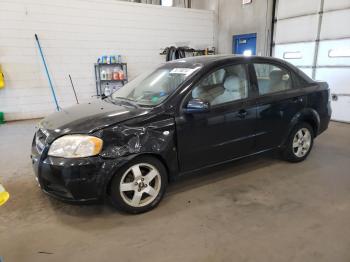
175;63;257;172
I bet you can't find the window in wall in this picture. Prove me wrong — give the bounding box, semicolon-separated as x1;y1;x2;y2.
254;63;292;95
328;48;350;58
283;51;302;59
161;0;173;6
191;64;248;106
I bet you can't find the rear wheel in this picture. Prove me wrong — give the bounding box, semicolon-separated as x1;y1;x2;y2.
282;122;314;162
109;156;167;214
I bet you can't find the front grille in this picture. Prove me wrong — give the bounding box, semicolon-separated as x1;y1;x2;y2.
35;129;48;153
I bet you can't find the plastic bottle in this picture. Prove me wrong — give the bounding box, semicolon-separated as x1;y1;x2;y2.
113;68;120;80
110;56;116;64
104;83;111;96
100;69;107;80
118;70;124;80
106;68;113;80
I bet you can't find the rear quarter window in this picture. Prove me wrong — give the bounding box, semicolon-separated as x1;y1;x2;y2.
254;63;292;95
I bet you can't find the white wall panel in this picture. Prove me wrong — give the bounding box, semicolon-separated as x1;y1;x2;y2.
274;15;319;44
328;96;350;123
317;39;350;66
0;0;215;121
274;42;316;66
299;68;313;78
320;9;350;40
323;0;350;11
315;68;350;93
276;0;320;19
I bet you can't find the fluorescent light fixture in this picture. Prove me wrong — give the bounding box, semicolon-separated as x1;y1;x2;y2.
161;0;173;7
328;48;350;58
243;50;252;56
242;0;252;5
283;51;302;59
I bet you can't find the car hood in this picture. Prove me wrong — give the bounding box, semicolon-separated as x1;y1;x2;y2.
39;99;151;139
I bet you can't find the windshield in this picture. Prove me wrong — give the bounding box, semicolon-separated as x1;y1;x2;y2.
111;63;202;106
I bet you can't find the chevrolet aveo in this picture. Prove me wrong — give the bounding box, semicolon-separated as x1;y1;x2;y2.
31;56;331;213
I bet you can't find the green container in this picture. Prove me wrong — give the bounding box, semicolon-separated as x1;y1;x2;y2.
0;112;5;124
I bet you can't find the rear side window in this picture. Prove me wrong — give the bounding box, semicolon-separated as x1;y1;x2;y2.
254;63;292;95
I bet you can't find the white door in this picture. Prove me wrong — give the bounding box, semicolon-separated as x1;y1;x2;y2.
273;0;350;123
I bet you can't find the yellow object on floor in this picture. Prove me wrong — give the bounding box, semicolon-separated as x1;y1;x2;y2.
0;184;9;206
0;65;5;89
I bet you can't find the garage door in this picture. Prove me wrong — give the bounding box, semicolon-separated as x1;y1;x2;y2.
273;0;350;123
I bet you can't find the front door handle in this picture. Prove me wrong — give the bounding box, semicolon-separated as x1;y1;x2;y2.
292;97;303;103
237;109;248;119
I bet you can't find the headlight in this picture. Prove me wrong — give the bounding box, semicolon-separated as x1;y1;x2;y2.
48;135;103;158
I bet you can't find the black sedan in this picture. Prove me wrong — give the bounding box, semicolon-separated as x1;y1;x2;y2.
31;55;331;213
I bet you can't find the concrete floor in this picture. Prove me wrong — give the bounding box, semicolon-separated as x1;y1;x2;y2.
0;120;350;262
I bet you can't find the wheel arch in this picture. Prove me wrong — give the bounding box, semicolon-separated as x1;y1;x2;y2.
104;152;174;197
281;108;320;147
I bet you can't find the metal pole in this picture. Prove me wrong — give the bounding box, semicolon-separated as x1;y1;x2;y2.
34;34;60;111
69;74;79;104
312;0;325;79
270;0;277;56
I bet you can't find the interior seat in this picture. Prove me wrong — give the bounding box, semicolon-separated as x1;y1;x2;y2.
269;70;286;92
192;69;226;102
211;75;243;105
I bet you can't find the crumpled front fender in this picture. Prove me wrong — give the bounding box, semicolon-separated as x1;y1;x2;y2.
95;117;179;183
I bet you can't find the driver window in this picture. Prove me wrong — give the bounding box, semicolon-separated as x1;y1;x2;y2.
191;64;248;106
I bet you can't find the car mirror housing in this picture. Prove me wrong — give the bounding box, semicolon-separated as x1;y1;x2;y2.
183;98;210;114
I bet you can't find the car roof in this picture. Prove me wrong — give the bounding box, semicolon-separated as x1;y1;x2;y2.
165;55;314;84
166;55;290;67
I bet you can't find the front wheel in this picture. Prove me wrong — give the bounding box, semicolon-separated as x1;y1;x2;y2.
282;122;314;162
109;156;167;214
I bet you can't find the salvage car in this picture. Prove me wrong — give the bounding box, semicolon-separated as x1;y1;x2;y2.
31;55;331;213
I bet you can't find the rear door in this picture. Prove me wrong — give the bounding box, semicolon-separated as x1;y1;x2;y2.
250;60;307;151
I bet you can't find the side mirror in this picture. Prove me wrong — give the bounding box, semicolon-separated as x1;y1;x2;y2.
183;98;210;114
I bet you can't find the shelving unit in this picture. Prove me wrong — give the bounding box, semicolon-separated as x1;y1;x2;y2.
94;63;128;97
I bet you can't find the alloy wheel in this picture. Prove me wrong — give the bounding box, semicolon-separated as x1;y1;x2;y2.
119;163;161;207
292;128;312;158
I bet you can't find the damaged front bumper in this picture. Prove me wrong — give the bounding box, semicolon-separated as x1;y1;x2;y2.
31;139;130;203
32;154;102;203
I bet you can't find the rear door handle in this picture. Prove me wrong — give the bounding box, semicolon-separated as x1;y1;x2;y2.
237;109;248;119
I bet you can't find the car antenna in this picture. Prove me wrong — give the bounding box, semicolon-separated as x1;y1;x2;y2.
69;74;79;104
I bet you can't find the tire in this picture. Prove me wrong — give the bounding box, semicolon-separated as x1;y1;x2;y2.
109;156;168;214
282;122;314;162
